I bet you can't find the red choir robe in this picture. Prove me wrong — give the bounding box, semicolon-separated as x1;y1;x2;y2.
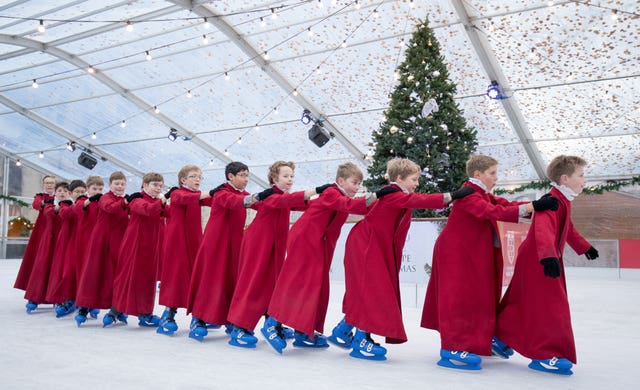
343;184;445;344
187;183;250;325
268;185;369;338
158;187;211;309
156;206;168;282
75;192;128;309
45;200;80;303
496;187;591;364
111;192;165;316
14;193;54;290
73;197;99;292
421;181;523;355
226;187;307;330
24;203;61;304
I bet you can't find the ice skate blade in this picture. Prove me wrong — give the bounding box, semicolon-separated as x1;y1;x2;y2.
157;326;177;336
292;335;330;349
327;335;352;349
528;360;573;376
89;309;100;319
188;330;206;342
349;349;386;361
437;358;481;371
491;337;514;359
75;314;87;327
228;338;257;348
260;328;286;354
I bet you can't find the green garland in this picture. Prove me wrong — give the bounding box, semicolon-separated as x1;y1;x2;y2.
0;194;30;208
494;176;640;195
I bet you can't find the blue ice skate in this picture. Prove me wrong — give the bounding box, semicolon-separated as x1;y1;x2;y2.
260;317;286;354
327;317;354;348
281;326;294;340
437;349;482;371
189;318;208;342
75;313;87;327
25;301;38;313
491;337;514;359
528;357;573;376
138;314;161;327
55;301;76;318
228;326;258;348
349;329;387;361
224;324;233;334
292;332;330;348
102;312;116;327
89;308;100;319
116;312;128;324
157;308;178;335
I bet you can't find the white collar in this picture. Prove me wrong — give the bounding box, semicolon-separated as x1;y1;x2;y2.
389;182;409;194
226;181;244;192
468;178;488;193
143;189;156;198
551;182;578;202
334;182;348;196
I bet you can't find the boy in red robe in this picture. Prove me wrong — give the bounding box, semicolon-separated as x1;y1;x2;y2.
24;182;69;313
14;175;56;293
73;176;104;325
421;154;559;370
226;161;322;351
187;162;257;341
341;158;472;361
267;162;389;349
496;155;598;375
156;165;213;335
46;179;87;317
75;172;129;327
109;172;167;327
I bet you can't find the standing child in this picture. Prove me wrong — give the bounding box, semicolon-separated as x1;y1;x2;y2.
226;161;322;350
420;154;559;370
495;155;598;376
14;175;56;293
340;158;472;361
46;179;87;317
110;173;167;327
187;162;256;341
156;165;213;335
267;162;389;350
24;182;69;313
75;172;129;327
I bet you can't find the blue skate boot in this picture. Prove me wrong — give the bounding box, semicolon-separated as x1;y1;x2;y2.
281;326;295;340
25;301;38;313
491;337;514;359
157;308;178;336
293;331;330;348
528;357;573;375
103;308;127;327
89;308;100;319
189;318;208;342
327;317;354;348
224;324;233;334
229;325;258;348
206;322;222;329
75;307;89;327
138;313;161;327
349;329;387;361
55;300;76;318
260;316;286;354
438;349;482;371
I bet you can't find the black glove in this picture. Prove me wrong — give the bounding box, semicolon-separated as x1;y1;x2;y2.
89;193;102;202
125;192;143;203
209;184;226;197
59;199;73;206
375;186;400;198
450;187;474;201
164;186;178;199
540;257;561;278
43;198;54;205
255;188;276;201
315;183;333;194
584;246;599;260
532;193;559;211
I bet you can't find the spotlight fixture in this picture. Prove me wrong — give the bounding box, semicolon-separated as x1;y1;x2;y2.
78;151;98;170
300;109;313;125
66;141;77;152
308;122;331;148
486;80;503;100
168;128;178;142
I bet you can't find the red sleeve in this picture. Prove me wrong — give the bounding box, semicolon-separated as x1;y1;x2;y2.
456;193;520;223
129;198;163;216
532;211;561;260
566;221;591;255
101;195;126;213
384;192;446;210
32;194;45;210
171;190;202;205
263;191;306;209
213;190;246;209
322;189;368;215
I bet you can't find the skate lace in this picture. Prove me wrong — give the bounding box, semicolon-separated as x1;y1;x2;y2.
549;357;558;366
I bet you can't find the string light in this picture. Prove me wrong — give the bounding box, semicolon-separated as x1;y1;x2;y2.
317;0;323;9
409;0;415;9
39;151;44;158
224;72;230;80
224;149;229;156
292;89;298;96
611;10;619;20
66;141;76;152
355;0;361;9
154;106;160;114
547;1;555;6
209;159;214;166
373;9;379;18
273;107;279;115
307;27;313;36
87;66;95;74
203;17;211;29
125;21;133;32
315;66;322;74
145;50;152;61
120;120;126;128
254;124;260;131
341;40;347;48
202;34;209;44
32;79;38;88
186;90;193;98
16;159;22;167
263;51;269;60
91;132;97;139
271;8;278;19
260;17;266;27
237;137;242;144
37;20;46;33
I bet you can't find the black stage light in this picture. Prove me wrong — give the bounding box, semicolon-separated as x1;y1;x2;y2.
308;123;331;148
78;151;98;169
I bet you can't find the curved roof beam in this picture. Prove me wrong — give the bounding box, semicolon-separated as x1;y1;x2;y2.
169;0;367;163
450;0;547;180
0;33;270;188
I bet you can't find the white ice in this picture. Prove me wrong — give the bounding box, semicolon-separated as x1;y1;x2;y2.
1;260;639;390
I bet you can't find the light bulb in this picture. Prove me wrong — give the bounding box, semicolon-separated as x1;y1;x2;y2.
341;40;347;48
126;21;133;32
146;51;152;61
154;106;160;114
37;20;46;33
202;34;209;44
209;159;214;166
263;51;269;60
203;17;211;29
317;0;323;9
186;90;193;98
271;8;277;19
16;159;22;167
87;66;95;74
91;132;97;139
260;17;266;27
39;151;44;158
32;79;38;88
355;1;361;10
308;28;313;36
121;120;126;128
292;89;298;96
225;72;230;80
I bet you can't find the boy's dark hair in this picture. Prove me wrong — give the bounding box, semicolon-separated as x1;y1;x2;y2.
68;180;87;192
225;161;249;180
55;182;69;191
546;155;587;183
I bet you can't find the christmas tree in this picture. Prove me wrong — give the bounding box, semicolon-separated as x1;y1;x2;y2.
365;18;478;217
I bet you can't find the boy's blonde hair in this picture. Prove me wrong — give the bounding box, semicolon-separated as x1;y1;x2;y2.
42;175;56;183
386;158;420;181
109;171;126;183
546;155;586;183
178;164;201;182
336;162;363;182
466;155;498;177
86;176;104;188
268;161;295;185
142;172;164;184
